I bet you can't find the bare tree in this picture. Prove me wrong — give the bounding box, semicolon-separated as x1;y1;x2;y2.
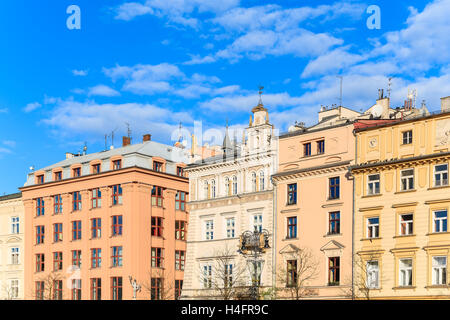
347;253;382;300
142;269;175;300
276;246;319;300
31;272;66;300
2;282;15;300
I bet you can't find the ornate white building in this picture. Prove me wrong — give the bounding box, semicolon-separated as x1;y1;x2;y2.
181;102;278;299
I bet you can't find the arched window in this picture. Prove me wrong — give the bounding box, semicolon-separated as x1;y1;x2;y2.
251;172;257;192
232;176;238;195
211;179;216;198
259;171;265;191
225;177;230;196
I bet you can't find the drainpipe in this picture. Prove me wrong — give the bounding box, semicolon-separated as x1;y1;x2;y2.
350;129;357;300
271;177;277;298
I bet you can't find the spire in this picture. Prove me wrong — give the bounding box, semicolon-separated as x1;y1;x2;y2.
222;120;232;154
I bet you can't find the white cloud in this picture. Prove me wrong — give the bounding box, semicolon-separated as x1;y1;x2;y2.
2;140;16;148
88;85;121;97
72;69;88;76
0;108;8;113
24;102;42;113
183;54;216;65
0;147;12;154
114;2;154;21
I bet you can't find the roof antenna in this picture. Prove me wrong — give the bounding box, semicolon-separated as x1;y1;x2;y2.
387;77;392;98
125;122;131;140
110;127;118;149
258;85;264;105
83;142;87;155
337;75;343;107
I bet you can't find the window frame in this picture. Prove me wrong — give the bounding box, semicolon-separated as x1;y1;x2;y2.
367;173;380;195
434;164;449;187
329;177;340;200
287;183;297;205
400;168;415;191
329;211;340;235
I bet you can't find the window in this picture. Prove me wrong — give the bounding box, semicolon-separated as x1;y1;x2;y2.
9;279;19;299
111;215;123;236
153;161;163;172
203;265;212;288
432;256;447;286
328;257;340;285
111;246;123;267
175;280;183;300
401;169;414;191
433;210;448;233
225;177;231;196
37;175;44;184
402;130;413;145
317;140;325;154
151;278;163;300
73;191;82;211
92;163;101;174
224;264;233;287
367;174;380;195
71;279;81;300
151;247;164;268
73;167;81;177
113;160;121;170
211;180;216;198
54;195;62;214
11;216;19;234
287;217;297;239
112;185;123;205
304;143;311;156
72;250;81;268
151;186;163;207
176;166;183;177
36;254;44;272
259;171;265;191
253;214;263;233
329;211;340;235
286;260;298;287
54;171;62;181
111;277;122;300
151;217;163;237
367;217;379;238
53;223;63;242
72;221;82;240
91;218;101;239
10;247;19;265
399;214;413;236
91;188;101;208
329;177;340;199
287;183;297;205
399;258;413;287
91;249;101;268
175;191;186;211
91;278;101;300
252;172;257;192
36;198;45;216
53;252;63;271
226;217;235;238
175;220;186;240
232;176;238;195
434;164;448;187
205;220;214;240
36;226;44;244
35;281;44;300
366;261;379;289
175;250;185;271
204;180;209;199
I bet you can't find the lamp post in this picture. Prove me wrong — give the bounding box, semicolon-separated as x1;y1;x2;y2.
238;229;270;300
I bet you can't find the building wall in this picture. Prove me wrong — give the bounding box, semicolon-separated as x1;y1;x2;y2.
353;112;450;299
0;194;24;300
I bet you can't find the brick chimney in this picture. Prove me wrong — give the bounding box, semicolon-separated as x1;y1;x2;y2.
122;136;131;147
143;134;151;142
441;96;450;112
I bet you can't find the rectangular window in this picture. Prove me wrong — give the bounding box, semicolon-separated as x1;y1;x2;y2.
54;195;62;214
91;278;101;300
151;278;163;300
402;130;413;145
153;161;163;172
36;225;44;244
35;281;45;300
367;174;380;195
91;249;101;268
72;250;81;268
112;185;123;205
203;265;212;288
225;264;233;288
71;279;82;300
399;258;413;287
226;217;235;238
91;218;101;239
113;160;121;170
287;217;297;239
329;177;340;199
433;210;448;233
151;217;163;237
303;143;311;156
401;169;414;191
37;175;44;184
72;220;82;240
176;166;183;177
151;247;164;268
329;211;340;235
72;191;82;211
253;214;263;233
175;280;183;300
175;250;185;271
53;252;63;271
151;186;163;207
367;217;379;238
111;246;123;267
399;214;413;236
432;256;447;286
53;223;63;242
287;183;297;205
434;164;448;187
36;198;45;216
9;279;19;299
175;191;186;211
11;216;19;234
111;215;123;236
317;140;325;154
54;171;62;181
205;220;214;240
328;257;340;286
175;220;186;240
111;277;122;300
366;261;379;289
91;188;102;208
36;254;44;272
92;163;101;174
286;260;298;287
10;247;19;265
73;167;81;177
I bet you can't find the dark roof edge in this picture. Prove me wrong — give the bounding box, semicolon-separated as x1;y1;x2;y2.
272;160;351;179
0;192;22;201
279;122;354;139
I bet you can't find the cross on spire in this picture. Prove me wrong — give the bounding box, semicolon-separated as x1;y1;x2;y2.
258;85;264;105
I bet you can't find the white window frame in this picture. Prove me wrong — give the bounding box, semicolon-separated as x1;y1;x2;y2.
367;174;380;195
9;279;19;299
400;169;414;191
202;264;212;288
366;260;379;289
205;220;214;240
399;214;413;236
251;172;257;192
259;171;265;191
232;176;238;195
211;179;216;198
366;217;379;238
225;177;230;196
398;258;413;287
252;214;263;233
226;217;235;238
432;256;447;286
402;130;413;144
224;263;233;287
10;247;19;265
434;164;448;187
11;216;19;234
433;210;448;233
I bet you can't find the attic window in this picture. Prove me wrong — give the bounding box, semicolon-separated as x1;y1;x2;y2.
37;175;44;184
54;171;62;181
113;160;122;170
73;167;81;177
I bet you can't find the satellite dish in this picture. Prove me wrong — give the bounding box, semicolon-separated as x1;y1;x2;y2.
371;104;383;117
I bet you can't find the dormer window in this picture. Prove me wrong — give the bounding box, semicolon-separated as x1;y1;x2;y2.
176;166;183;177
92;164;101;174
73;167;81;178
113;160;122;170
37;175;44;184
54;171;62;181
153;161;163;172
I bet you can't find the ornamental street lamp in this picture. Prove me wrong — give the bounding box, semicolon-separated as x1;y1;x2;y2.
237;229;270;300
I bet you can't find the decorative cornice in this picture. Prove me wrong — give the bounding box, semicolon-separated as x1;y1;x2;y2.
272;161;351;181
424;198;450;205
392;202;419;208
359;206;384;212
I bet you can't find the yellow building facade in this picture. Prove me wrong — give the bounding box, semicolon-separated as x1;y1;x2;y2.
352;106;450;299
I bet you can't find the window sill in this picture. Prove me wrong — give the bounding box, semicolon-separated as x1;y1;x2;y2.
361;237;382;241
327;283;340;287
428;185;450;191
393;286;416;290
327;198;340;201
324;233;342;237
425;285;450;289
394;189;416;194
393;234;416;239
362;193;382;198
426;231;450;236
283;237;298;241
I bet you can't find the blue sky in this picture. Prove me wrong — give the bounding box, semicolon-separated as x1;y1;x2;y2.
0;0;449;194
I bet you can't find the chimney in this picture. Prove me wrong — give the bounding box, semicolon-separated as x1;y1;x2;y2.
65;152;74;159
377;95;390;119
441;96;450;112
122;136;131;147
143;134;151;142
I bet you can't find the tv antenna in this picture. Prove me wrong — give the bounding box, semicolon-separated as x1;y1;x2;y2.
258;85;264;105
387;77;392;98
337;76;343;107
